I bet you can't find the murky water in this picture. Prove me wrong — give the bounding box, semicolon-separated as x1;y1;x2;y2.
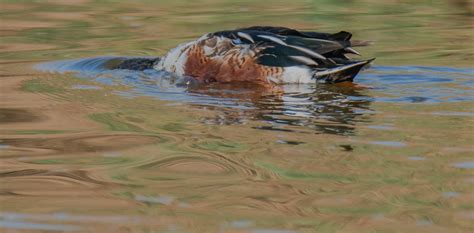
1;1;473;232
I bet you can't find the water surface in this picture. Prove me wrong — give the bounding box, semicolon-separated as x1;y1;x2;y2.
1;1;473;232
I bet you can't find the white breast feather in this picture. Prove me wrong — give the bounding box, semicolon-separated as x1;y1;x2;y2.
153;34;214;76
154;41;195;76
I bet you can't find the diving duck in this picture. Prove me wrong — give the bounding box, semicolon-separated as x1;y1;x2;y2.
117;26;374;86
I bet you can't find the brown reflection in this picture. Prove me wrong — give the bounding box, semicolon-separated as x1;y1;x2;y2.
138;153;258;176
188;82;372;135
139;155;236;175
1;134;162;156
0;108;43;124
0;169;116;187
450;0;474;15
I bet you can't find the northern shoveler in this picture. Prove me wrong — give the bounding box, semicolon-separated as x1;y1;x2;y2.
117;26;374;86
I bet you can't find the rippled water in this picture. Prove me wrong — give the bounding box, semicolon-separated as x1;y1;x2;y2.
37;57;474;136
1;1;473;232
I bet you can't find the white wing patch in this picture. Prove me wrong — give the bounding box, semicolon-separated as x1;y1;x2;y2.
314;60;368;76
287;45;327;60
257;35;287;46
237;32;254;43
344;47;361;56
304;37;340;44
256;34;327;61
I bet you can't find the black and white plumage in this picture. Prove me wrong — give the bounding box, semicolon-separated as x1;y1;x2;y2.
118;26;374;86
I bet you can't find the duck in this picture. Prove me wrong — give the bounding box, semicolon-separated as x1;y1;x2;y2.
116;26;374;86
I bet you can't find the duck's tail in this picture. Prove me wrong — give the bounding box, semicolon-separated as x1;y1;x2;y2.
313;58;375;83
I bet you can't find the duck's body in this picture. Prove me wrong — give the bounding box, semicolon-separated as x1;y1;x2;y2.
120;26;374;86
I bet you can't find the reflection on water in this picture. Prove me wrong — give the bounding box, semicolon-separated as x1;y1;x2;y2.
39;57;375;135
2;133;163;156
193;84;373;136
38;56;473;136
2;0;474;232
364;66;474;103
0;108;42;124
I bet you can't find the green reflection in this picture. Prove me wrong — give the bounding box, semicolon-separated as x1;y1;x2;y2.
89;112;143;132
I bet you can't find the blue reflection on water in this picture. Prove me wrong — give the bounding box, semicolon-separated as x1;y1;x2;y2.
37;57;474;105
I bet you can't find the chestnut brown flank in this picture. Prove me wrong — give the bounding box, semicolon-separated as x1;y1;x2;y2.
184;45;282;86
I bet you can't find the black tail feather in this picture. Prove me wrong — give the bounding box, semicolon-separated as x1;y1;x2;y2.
329;31;352;41
316;58;375;83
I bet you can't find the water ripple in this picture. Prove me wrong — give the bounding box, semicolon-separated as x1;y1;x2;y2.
36;57;474;135
0;169;118;188
1;133;163;156
138;153;258;177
